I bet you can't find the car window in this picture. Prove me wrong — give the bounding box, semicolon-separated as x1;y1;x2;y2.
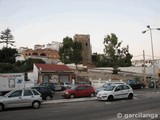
84;86;90;90
66;83;71;85
104;85;116;91
9;90;22;97
71;86;77;90
122;85;130;90
77;86;84;91
24;90;33;96
103;83;112;87
32;87;39;91
41;87;50;92
115;85;123;91
32;89;40;95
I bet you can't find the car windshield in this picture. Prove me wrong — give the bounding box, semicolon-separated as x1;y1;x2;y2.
102;83;112;87
104;85;116;91
71;85;77;90
4;91;12;97
66;82;71;85
39;83;46;86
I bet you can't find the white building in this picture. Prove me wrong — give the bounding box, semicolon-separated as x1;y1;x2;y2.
46;41;63;51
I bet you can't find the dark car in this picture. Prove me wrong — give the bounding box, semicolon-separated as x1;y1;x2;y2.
62;84;95;98
39;82;62;91
32;86;54;100
39;83;55;92
127;80;145;89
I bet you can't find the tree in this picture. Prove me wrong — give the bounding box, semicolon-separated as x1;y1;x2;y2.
23;58;45;72
92;52;103;66
59;36;82;64
0;47;18;64
72;41;82;64
59;37;73;64
0;28;15;48
103;33;132;73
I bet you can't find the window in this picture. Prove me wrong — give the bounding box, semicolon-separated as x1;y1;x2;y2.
32;90;40;95
24;90;33;96
9;90;22;97
40;53;46;56
115;85;122;91
123;85;130;90
77;86;84;91
84;86;90;90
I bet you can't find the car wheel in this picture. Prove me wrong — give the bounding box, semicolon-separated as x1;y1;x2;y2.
70;94;75;99
46;96;51;101
32;101;40;109
0;104;4;111
128;93;133;99
90;93;95;97
108;95;114;101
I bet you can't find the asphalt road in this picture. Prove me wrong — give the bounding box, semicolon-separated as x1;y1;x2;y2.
0;92;160;120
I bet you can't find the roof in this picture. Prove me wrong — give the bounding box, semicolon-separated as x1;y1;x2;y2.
35;63;72;72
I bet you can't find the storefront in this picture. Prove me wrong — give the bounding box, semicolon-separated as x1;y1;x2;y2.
34;64;74;84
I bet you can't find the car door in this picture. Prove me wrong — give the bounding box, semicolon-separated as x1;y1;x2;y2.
4;90;23;108
121;85;130;98
114;85;124;99
22;89;34;107
83;85;91;96
75;86;84;97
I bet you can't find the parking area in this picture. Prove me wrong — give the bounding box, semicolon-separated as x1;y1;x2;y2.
43;88;160;104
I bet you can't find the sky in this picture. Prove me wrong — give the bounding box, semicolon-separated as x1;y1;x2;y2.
0;0;160;60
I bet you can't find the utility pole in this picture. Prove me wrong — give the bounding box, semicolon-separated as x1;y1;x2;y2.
143;50;146;86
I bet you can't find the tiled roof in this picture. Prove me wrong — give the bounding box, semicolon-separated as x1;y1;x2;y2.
35;63;72;72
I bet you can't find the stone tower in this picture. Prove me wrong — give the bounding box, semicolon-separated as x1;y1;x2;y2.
74;34;92;65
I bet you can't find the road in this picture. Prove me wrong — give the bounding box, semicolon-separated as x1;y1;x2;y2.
0;91;160;120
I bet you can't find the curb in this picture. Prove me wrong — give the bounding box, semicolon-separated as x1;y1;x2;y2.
43;97;97;104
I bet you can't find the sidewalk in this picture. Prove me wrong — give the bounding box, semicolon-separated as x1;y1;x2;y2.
43;97;97;104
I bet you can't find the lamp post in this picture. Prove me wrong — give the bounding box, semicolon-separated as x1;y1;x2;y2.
142;25;160;91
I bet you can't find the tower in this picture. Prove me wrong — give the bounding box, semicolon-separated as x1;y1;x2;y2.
74;34;92;65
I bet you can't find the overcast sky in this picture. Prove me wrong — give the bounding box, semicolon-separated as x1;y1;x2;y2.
0;0;160;60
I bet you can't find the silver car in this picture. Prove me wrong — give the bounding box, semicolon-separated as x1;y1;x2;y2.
0;88;43;111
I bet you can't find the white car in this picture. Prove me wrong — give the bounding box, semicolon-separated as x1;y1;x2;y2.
95;81;126;93
97;84;133;101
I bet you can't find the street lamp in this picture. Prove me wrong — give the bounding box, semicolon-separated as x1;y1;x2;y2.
142;25;160;91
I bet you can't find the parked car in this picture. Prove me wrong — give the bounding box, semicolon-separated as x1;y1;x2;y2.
148;80;159;88
75;82;90;85
32;86;54;100
95;81;126;93
97;84;133;101
62;84;95;98
60;82;73;91
126;80;145;89
0;88;42;111
39;82;61;91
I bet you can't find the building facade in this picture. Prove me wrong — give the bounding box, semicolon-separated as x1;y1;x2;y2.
22;48;60;64
33;63;74;84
